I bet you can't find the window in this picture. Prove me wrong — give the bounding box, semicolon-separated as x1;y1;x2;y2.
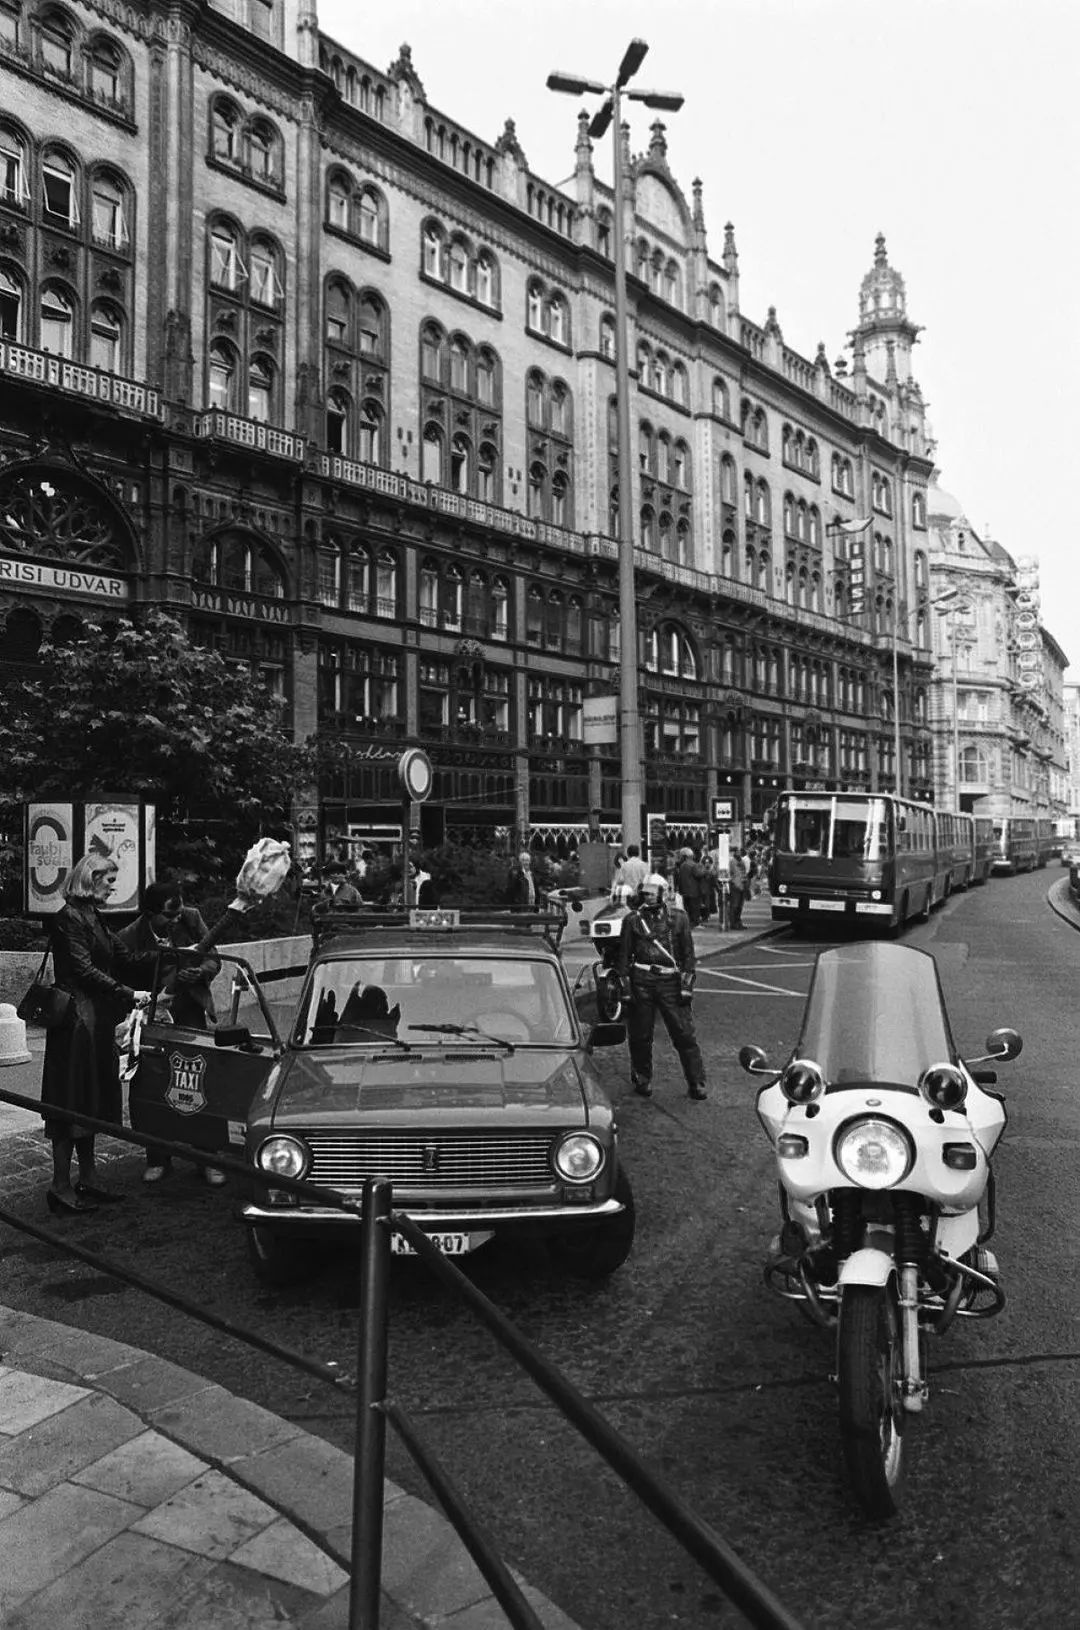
449;238;468;292
421;322;443;380
0;267;24;340
91;176;127;250
475;252;495;307
88;38;122;103
249;239;281;307
39;12;73;76
422;223;444;280
326;281;350;346
357;294;383;356
248;356;273;421
249;0;274;42
247;122;275;184
208;341;237;410
527;282;543;331
326;389;349;454
39;284;74;357
328;176;349;229
89;301;120;371
357;401;382;463
42;155;78;226
527;371;543;425
421;424;443;484
212;102;241;163
600;314;616;360
712;377;729;419
0;129;27;206
549;296;567;345
210;226;245;291
0;2;19;49
358;189;379;245
475;349;495;405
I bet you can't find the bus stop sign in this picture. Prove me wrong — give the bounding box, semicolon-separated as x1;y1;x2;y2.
398;748;434;803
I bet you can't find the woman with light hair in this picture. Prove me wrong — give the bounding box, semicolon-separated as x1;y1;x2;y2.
39;853;153;1215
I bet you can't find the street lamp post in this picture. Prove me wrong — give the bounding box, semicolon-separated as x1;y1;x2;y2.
547;44;683;851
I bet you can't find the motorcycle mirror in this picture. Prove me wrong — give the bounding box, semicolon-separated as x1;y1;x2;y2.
738;1044;773;1075
985;1027;1022;1061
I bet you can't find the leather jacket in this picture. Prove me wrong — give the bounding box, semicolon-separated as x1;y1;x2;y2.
617;902;695;980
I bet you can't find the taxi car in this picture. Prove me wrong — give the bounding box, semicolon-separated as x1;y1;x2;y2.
130;908;634;1287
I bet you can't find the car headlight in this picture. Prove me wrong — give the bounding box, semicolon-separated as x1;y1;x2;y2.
255;1135;311;1180
553;1132;605;1183
834;1118;912;1189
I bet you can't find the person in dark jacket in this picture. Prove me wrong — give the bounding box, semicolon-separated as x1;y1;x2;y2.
674;847;706;926
616;873;707;1101
117;881;227;1187
504;850;536;907
41;853;153;1215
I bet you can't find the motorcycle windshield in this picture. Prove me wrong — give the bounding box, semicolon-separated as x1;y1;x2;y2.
795;942;956;1088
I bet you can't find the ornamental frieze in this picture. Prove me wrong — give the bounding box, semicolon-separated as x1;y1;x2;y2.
190;40;300;122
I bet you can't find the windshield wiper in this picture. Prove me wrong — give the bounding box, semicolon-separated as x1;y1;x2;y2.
407;1022;516;1054
330;1023;417;1053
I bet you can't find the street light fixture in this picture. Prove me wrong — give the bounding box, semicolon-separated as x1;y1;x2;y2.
546;42;684;851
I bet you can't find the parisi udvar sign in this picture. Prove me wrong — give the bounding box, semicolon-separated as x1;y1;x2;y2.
24;801;155;915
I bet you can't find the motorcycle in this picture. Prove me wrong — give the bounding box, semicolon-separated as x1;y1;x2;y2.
738;939;1021;1518
585;884;634;1022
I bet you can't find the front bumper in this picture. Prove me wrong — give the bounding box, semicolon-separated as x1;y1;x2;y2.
241;1196;627;1230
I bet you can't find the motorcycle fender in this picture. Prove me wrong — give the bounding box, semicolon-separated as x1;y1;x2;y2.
838;1246;895;1288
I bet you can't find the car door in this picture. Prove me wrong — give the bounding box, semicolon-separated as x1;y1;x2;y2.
128;953;283;1160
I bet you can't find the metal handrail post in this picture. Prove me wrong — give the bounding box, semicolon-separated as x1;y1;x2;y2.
350;1177;393;1630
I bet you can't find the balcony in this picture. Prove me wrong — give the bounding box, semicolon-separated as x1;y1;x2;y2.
0;340;162;418
195;410;305;462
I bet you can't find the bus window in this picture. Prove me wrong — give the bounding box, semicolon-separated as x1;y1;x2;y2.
794;813;827;855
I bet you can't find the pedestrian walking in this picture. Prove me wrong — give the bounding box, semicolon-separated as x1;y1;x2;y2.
504;850;536;907
674;846;706;927
40;854;153;1215
728;848;749;929
117;880;227;1187
616;873;707;1101
615;844;649;896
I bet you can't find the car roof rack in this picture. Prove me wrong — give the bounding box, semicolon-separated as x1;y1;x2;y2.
311;906;569;955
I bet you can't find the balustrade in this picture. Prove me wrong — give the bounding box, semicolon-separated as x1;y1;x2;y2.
1;339;161;418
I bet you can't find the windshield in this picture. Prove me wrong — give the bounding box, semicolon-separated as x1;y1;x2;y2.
774;796;891;861
795;942;955;1086
294;953;575;1048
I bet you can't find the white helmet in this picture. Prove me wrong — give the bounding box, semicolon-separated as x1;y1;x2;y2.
639;873;668;905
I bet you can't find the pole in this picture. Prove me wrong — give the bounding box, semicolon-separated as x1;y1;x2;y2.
612;82;643;851
951;614;960;811
892;602;902;795
349;1177;392;1630
401;799;412;910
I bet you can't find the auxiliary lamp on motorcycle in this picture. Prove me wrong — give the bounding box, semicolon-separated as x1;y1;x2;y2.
918;1063;967;1111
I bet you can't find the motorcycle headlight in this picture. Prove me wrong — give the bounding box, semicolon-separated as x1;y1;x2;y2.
834;1118;913;1190
781;1058;824;1105
553;1132;605;1183
255;1135;310;1181
918;1063;967;1111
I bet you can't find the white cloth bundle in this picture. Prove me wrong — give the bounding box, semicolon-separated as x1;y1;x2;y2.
229;837;292;912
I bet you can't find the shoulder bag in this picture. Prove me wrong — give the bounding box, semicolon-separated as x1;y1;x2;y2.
16;944;72;1031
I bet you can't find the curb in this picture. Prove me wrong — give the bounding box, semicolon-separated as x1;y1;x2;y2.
0;1304;585;1630
1047;874;1080;931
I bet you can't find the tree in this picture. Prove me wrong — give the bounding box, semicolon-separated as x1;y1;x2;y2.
0;611;336;898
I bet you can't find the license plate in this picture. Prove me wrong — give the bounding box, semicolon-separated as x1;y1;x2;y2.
390;1231;493;1257
809;899;846;912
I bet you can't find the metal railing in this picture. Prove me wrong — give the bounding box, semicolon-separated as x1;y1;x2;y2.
0;1078;806;1630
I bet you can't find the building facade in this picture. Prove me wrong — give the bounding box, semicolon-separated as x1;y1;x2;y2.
2;0;948;866
925;486;1068;821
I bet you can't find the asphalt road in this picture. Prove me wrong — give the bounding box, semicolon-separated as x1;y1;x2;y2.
3;867;1080;1630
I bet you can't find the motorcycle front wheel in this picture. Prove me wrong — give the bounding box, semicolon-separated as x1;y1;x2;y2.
837;1283;905;1519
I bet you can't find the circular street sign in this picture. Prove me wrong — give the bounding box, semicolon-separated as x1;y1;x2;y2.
398;748;434;803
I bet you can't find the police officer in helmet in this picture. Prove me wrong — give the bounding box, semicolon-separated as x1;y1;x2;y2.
616;873;707;1101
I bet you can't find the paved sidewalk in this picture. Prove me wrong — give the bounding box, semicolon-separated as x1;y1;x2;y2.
0;1307;582;1630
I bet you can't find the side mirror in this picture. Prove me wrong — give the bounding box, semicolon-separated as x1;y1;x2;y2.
589;1021;626;1048
739;1044;772;1075
985;1027;1022;1061
214;1024;255;1050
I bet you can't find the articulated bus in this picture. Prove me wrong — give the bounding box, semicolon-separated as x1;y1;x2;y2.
768;792;946;933
992;816;1055;873
936;811;975;894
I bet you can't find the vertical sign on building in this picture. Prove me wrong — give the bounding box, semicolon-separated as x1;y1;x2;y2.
848;538;866;616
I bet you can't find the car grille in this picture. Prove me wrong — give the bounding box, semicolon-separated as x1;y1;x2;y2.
302;1132;557;1191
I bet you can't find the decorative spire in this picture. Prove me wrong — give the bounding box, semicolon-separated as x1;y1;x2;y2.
764;305;783;340
575;109;593;167
875;231;888;267
495;117;527;166
691;177;705;229
648;118;667;161
815;341;831;374
388;42;424;97
722;220;738;273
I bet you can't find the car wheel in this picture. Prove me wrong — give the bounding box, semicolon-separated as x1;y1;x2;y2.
548;1170;635;1280
246;1226;310;1288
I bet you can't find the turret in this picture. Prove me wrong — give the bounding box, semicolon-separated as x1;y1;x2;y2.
852;232;923;386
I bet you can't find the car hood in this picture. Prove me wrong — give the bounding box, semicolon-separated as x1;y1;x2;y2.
264;1048;590;1125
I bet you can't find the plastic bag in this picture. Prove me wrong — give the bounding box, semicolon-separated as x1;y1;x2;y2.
229;838;292;912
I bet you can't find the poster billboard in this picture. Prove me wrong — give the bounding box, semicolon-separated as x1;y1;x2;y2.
25;803;74;913
583;696;618;745
83;800;143;913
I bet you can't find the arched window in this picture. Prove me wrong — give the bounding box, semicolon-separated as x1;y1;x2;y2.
549;294;568;345
249;237;282;308
450;432;471;494
527;281;543;331
656;434;670;485
0;126;28;208
475;251;496;307
357;400;382;463
709;285;724;329
356;293;384;356
327;173;350;229
421;322;444;380
357;187;382;247
207;340;238;410
600;314;616;360
641;505;656;550
527;371;544;426
210;222;245;291
422;222;444;280
712;377;729;419
317;538;340;606
756;480;771;527
449;238;469;292
41;150;78;226
326;388;350;455
375;550;397;616
246;119;278;184
550;381;570;437
89;299;121;371
39;283;74;357
90;170;128;251
527;461;546;519
39;8;74;76
212;100;242;163
475;347;496;406
478;441;497;502
597;210;612;258
326;280;350;346
0;266;25;341
449;336;469;392
421;423;443;484
720;455;737;505
673;440;690;490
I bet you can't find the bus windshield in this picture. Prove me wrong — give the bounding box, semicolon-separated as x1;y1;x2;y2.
774;796;891;862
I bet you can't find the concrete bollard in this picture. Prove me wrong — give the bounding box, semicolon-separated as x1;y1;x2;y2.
0;1002;31;1066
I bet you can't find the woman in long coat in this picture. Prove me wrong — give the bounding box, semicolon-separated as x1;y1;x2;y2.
41;853;152;1215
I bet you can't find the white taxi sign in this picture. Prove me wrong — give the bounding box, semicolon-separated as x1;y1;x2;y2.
409;908;460;929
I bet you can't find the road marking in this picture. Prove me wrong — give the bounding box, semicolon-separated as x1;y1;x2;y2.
695;970;805;997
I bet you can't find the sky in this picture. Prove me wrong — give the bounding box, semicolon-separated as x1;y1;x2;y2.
319;0;1080;669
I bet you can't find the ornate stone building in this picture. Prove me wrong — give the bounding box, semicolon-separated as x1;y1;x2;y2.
924;484;1068;820
1;0;945;864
